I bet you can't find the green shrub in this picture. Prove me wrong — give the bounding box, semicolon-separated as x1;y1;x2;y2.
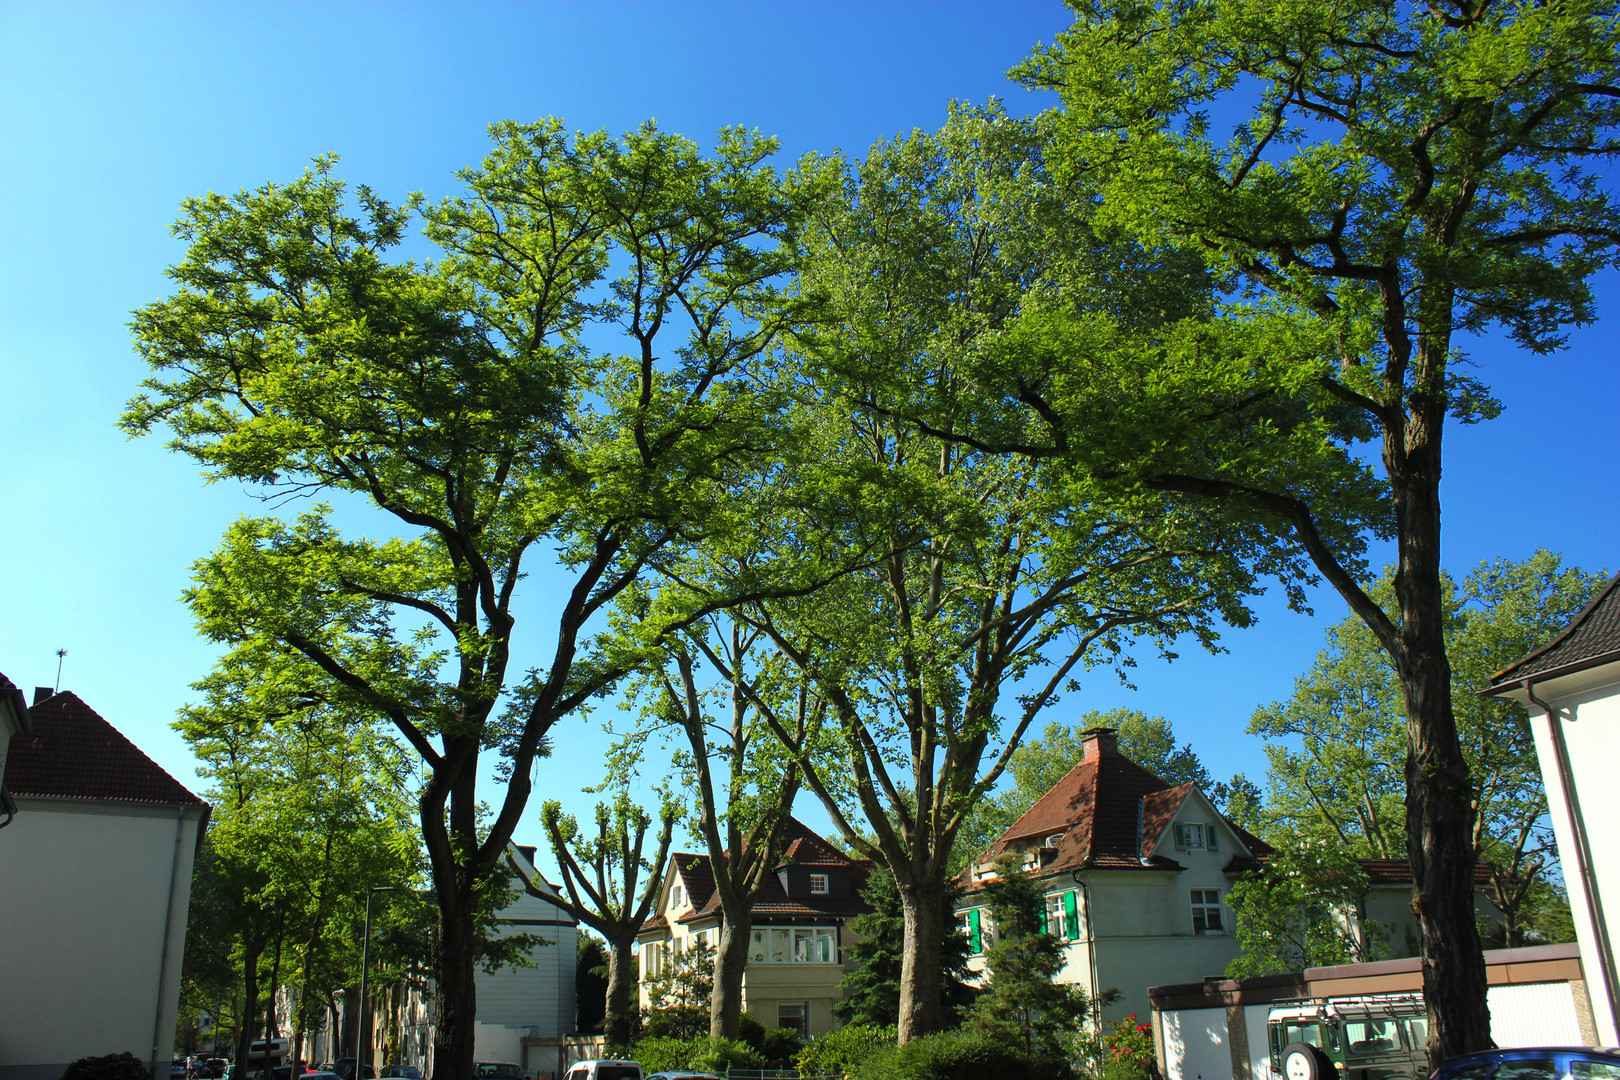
62;1053;151;1080
628;1034;765;1074
851;1028;1043;1080
797;1024;897;1077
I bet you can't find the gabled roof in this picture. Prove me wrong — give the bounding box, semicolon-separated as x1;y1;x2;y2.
963;728;1266;886
4;691;207;808
1489;570;1620;688
642;817;872;932
1359;858;1492;886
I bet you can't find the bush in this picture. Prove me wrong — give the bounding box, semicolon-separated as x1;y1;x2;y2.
851;1028;1043;1080
62;1054;152;1080
735;1013;800;1068
797;1024;896;1077
628;1035;765;1074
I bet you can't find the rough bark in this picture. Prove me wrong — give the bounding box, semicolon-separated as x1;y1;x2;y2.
603;933;639;1047
711;915;753;1039
235;935;263;1072
897;878;945;1043
432;887;479;1080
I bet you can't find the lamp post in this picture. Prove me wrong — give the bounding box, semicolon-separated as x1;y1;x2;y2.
355;886;397;1078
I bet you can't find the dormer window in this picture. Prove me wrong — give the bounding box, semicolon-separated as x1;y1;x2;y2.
1044;833;1065;848
671;883;684;907
809;873;829;895
1172;823;1218;852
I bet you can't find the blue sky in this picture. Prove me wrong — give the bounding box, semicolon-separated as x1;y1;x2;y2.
1;2;1614;872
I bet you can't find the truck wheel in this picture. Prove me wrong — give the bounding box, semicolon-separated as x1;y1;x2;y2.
1282;1042;1332;1080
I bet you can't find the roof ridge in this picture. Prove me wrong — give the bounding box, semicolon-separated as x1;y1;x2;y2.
1491;569;1620;683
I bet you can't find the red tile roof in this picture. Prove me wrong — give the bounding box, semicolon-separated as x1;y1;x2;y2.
963;729;1266;889
1358;858;1493;885
4;691;207;808
1490;570;1620;686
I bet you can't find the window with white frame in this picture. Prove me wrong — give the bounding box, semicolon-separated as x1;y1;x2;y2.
809;873;829;895
777;1002;809;1038
748;926;838;963
1173;822;1220;851
1045;894;1065;937
1191;889;1224;934
671;882;684;907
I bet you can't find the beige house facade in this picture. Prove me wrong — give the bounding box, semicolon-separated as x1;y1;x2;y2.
636;818;870;1039
0;684;209;1080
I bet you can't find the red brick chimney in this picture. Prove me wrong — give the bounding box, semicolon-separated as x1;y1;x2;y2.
1081;726;1118;762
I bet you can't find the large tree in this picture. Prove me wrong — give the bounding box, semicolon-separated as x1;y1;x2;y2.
715;104;1274;1044
884;1;1620;1060
124;121;819;1078
1253;552;1608;943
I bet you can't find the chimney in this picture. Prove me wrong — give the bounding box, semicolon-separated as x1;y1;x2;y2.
32;687;53;706
1080;726;1118;762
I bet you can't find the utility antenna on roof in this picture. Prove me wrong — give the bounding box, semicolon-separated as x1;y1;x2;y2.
54;649;66;694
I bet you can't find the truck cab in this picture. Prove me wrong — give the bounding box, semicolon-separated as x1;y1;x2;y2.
1268;995;1430;1080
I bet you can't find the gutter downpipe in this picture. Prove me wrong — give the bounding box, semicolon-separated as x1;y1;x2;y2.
1071;874;1104;1033
152;806;189;1077
1527;677;1620;1040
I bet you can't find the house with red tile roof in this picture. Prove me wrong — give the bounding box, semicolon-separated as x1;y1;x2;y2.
954;726;1497;1023
1488;569;1620;1045
0;683;209;1080
636;817;872;1039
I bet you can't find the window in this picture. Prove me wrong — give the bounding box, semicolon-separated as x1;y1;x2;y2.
963;908;995;954
777;1002;809;1039
1191;889;1224;934
643;942;663;976
809;873;829;895
1496;1061;1558;1080
1045;894;1064;937
1572;1061;1620;1080
748;927;838;963
1045;832;1066;847
671;883;684;907
1173;822;1220;851
1344;1019;1402;1056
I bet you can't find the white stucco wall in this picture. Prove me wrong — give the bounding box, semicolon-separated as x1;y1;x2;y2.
1526;668;1620;1045
0;798;203;1080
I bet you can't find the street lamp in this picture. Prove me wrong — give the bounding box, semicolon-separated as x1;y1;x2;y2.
355;886;398;1077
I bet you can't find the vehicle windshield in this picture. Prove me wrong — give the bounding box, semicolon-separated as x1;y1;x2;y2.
478;1067;524;1080
596;1069;640;1080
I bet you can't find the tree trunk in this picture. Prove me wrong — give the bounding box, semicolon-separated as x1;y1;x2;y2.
431;881;479;1080
897;877;945;1043
603;933;639;1048
339;985;359;1067
235;937;263;1075
1393;431;1492;1065
711;914;752;1039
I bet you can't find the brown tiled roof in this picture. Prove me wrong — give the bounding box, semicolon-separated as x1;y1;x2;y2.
4;691;207;807
642;817;873;931
960;730;1270;891
1359;858;1492;885
1490;570;1620;686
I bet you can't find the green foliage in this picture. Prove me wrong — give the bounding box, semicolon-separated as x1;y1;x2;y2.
576;935;609;1033
796;1024;898;1077
60;1054;152;1080
1251;553;1607;941
969;856;1091;1061
1225;839;1386;978
628;1035;765;1073
836;867;976;1026
642;939;716;1040
851;1028;1043;1080
1094;1016;1157;1080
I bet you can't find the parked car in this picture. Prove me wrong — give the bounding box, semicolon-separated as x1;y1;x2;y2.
334;1061;377;1080
475;1066;525;1080
645;1072;720;1080
561;1060;642;1080
380;1067;422;1080
1431;1047;1620;1080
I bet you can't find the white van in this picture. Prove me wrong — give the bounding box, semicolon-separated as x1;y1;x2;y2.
562;1061;642;1080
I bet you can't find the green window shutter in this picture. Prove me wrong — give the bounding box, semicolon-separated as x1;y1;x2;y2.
1207;823;1218;851
1173;823;1187;850
1063;890;1080;940
968;908;982;953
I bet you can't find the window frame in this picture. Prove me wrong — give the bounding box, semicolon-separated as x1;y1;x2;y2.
808;872;829;895
1191;888;1224;934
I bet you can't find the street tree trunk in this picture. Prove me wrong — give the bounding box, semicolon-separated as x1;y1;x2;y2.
604;933;639;1048
711;914;753;1039
433;890;478;1080
897;877;945;1043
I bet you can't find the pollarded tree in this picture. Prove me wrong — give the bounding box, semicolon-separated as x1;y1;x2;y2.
534;791;677;1047
1001;0;1620;1059
125;121;822;1079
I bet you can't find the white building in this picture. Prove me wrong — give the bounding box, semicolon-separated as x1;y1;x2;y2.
1488;571;1620;1045
0;683;209;1080
954;726;1488;1022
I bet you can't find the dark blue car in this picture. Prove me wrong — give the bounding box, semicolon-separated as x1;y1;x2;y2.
1432;1047;1620;1080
